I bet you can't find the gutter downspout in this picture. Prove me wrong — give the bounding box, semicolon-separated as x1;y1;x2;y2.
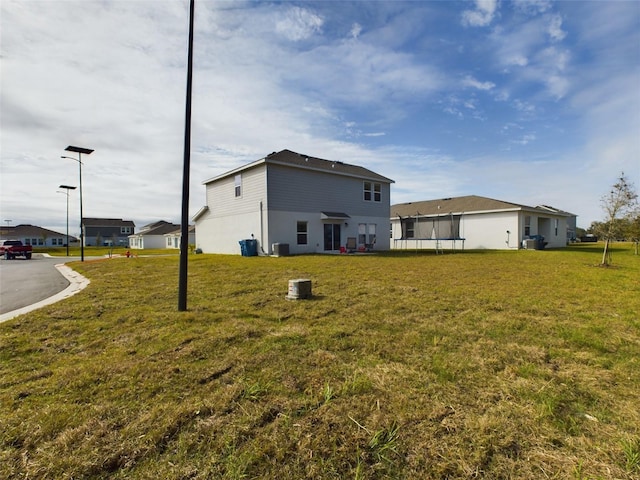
259;201;266;255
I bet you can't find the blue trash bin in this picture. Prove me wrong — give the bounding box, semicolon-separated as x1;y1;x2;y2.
246;239;257;256
239;239;258;256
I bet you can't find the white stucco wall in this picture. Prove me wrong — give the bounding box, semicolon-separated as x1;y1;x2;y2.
461;212;520;249
129;235;167;250
195;205;266;255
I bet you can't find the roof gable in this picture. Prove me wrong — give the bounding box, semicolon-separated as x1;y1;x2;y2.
203;149;394;185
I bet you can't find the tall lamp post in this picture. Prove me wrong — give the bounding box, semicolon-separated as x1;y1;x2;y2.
178;0;195;311
58;185;77;256
62;145;94;262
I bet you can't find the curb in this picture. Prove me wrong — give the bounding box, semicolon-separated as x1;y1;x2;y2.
0;264;90;323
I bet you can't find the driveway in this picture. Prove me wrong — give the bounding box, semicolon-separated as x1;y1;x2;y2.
0;254;89;322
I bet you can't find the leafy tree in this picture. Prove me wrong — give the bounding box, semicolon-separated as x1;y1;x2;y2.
599;173;638;265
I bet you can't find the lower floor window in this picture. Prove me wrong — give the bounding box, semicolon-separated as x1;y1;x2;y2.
297;221;308;245
358;223;377;246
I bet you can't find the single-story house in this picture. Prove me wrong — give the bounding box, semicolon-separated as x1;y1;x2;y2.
194;149;394;255
164;225;196;249
0;224;76;247
390;195;576;250
83;218;135;246
128;221;181;249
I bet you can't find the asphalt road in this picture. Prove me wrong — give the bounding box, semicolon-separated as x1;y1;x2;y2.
0;254;76;314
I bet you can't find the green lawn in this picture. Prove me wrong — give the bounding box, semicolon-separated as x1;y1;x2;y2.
1;244;639;479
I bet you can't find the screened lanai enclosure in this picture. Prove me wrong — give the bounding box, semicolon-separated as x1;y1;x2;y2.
395;214;465;252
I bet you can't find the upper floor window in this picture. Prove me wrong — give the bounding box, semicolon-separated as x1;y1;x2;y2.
121;226;132;234
364;182;381;202
235;174;242;197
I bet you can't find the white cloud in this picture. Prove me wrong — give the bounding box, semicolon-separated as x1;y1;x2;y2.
350;22;362;39
547;14;567;42
505;54;529;67
461;0;498;27
512;133;537;145
275;6;323;41
462;75;496;91
512;0;552;16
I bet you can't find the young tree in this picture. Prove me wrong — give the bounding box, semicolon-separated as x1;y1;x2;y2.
599;173;638;265
628;214;640;255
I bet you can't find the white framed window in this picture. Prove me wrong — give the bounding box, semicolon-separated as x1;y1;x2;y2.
373;183;381;202
368;224;376;245
406;221;415;238
363;182;381;202
121;226;132;234
235;174;242;197
524;216;531;236
297;221;308;245
554;218;559;236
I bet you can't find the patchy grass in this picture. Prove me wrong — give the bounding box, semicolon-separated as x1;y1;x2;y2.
1;244;639;479
33;246;176;257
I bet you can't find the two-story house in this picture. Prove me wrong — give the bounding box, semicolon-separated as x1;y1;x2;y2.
83;218;135;247
193;149;394;255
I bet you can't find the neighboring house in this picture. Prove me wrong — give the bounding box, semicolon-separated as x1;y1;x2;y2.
129;220;181;249
83;218;135;246
390;195;576;251
164;225;195;249
0;224;76;247
194;149;394;255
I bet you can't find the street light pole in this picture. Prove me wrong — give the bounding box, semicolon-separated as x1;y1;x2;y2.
178;0;195;311
58;185;77;256
62;146;93;262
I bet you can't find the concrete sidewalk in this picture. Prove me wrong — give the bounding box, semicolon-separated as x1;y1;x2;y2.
0;263;90;323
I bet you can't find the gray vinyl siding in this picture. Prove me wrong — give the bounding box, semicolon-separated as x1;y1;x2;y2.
266;164;390;216
206;165;267;217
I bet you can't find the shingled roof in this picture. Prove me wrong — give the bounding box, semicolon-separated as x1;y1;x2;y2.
0;224;69;239
204;149;394;184
391;195;572;218
83;218;135;227
132;221;181;236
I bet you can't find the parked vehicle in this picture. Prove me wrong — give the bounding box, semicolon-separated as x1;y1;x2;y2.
0;240;33;259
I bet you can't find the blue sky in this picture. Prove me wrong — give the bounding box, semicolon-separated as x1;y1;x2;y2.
1;0;639;234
